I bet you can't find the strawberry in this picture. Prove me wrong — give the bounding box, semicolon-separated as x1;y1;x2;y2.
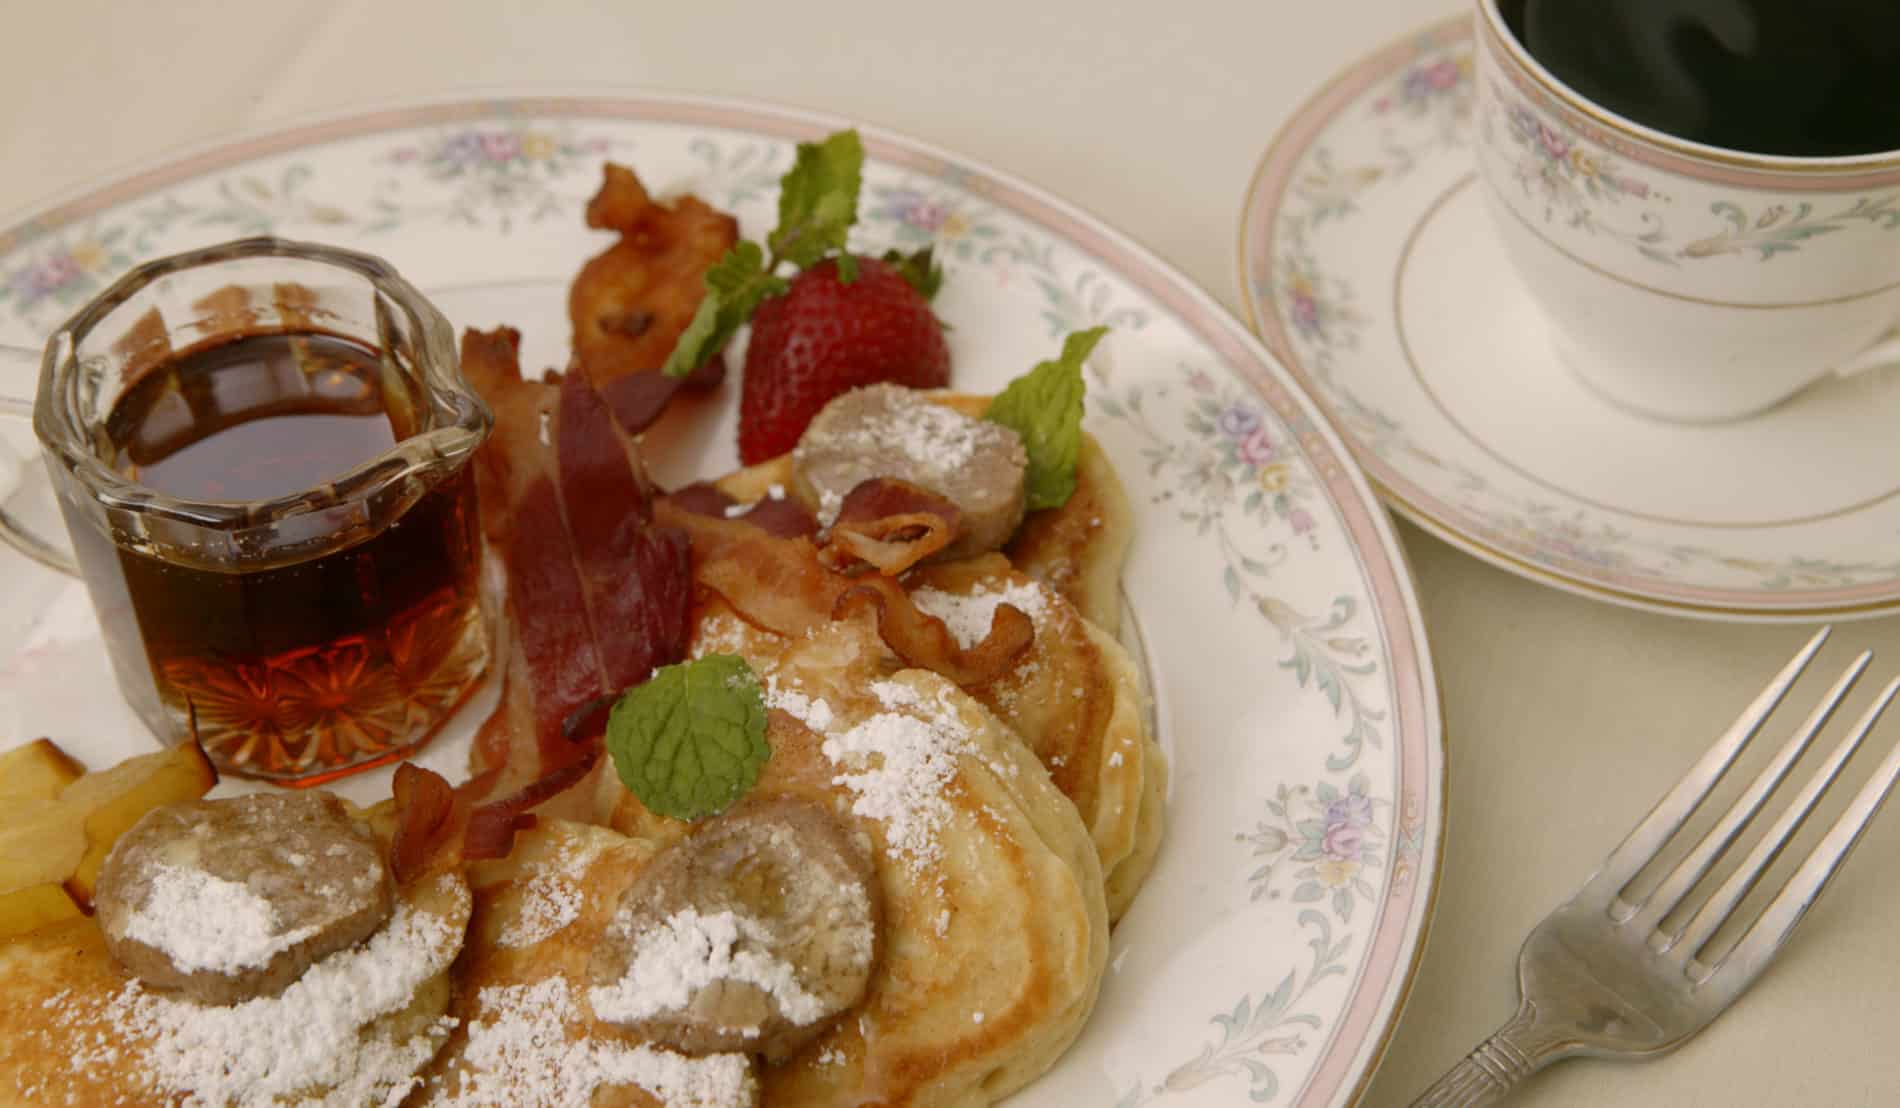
737;255;949;464
659;130;955;461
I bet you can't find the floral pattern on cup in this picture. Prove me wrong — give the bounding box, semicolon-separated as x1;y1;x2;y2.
1482;75;1900;268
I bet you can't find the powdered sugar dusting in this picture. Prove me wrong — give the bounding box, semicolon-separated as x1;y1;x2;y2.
440;976;753;1108
49;889;463;1107
119;863;322;974
820;679;971;870
587;907;825;1027
839;401;988;476
764;676;835;733
691;611;764;660
497;835;605;950
911;580;1051;650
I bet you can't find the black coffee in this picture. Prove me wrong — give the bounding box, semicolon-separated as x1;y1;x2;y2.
1500;0;1900;158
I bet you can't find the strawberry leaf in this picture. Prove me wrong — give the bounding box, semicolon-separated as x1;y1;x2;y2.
662;241;789;377
605;654;770;822
985;327;1107;511
880;246;943;300
768;130;864;278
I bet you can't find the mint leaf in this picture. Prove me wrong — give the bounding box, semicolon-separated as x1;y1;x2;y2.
881;246;943;300
985;327;1107;511
605;654;770;821
662;241;789;377
767;130;864;276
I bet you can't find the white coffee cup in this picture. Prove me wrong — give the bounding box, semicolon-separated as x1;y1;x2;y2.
1472;0;1900;422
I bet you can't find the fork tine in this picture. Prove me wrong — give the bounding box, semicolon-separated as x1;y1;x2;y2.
1669;672;1898;957
1587;627;1831;898
1697;676;1900;984
1633;650;1871;932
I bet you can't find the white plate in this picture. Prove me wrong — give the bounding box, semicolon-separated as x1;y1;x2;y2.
1240;17;1900;622
0;93;1441;1108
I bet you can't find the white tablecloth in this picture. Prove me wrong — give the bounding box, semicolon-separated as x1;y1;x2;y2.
5;2;1897;1104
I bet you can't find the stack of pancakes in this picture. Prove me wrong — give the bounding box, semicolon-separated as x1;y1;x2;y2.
0;425;1160;1107
421;426;1163;1107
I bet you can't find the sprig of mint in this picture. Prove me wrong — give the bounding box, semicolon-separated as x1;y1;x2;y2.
985;326;1107;511
769;132;864;278
663;129;875;377
880;246;943;301
604;654;770;822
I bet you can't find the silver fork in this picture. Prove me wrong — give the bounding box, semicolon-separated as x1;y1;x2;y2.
1411;627;1900;1106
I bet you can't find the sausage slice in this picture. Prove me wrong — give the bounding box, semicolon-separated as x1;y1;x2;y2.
791;384;1027;561
93;792;395;1005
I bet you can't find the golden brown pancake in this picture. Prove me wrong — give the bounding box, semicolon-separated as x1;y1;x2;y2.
0;869;470;1108
597;610;1109;1107
926;394;1135;637
414;821;760;1108
711;407;1161;921
906;555;1164;921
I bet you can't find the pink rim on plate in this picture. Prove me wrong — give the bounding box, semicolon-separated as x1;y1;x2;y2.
0;91;1443;1107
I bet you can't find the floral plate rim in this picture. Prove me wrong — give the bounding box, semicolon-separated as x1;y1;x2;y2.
1235;15;1900;623
0;87;1446;1107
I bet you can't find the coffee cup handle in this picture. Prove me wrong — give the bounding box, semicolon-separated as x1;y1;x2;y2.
0;343;77;574
1835;325;1900;378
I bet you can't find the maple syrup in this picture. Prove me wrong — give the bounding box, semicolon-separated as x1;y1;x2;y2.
97;331;487;783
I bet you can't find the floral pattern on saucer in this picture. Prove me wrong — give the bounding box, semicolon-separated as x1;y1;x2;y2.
1242;18;1900;618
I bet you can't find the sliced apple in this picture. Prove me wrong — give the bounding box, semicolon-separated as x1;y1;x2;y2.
63;743;218;909
0;738;85;804
0;807;88;893
0;883;83;942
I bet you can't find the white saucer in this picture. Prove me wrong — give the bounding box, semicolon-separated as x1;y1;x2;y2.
1240;17;1900;621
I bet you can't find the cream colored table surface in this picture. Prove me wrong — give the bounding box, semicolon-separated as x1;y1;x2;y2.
4;2;1898;1105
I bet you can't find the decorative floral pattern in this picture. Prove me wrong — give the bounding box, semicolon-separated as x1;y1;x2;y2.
1374;54;1472;119
1484;79;1900;266
368;125;613;232
863;181;1005;260
0;101;1435;1108
686;138;786;210
1682;194;1900;260
1249;24;1900;606
1487;84;1676;264
0;228;134;315
1243;774;1385;923
983;230;1152;345
1119;913;1356;1106
1095;370;1387;772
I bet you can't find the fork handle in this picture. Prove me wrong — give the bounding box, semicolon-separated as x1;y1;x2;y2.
1409;1002;1579;1107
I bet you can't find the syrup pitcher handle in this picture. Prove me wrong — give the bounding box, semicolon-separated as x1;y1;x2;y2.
0;342;77;574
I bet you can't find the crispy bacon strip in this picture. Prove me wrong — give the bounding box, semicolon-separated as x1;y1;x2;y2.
463;746;604;862
819;478;961;575
464;329;606;773
390;763;457;884
658;499;1034;680
600;358;726;435
463;328;694;802
556;368;693;693
833;580;1035;686
570;163;739;390
657;500;844;637
665;481;819;539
